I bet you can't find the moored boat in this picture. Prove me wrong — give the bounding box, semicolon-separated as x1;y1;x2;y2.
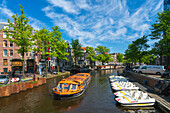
52;73;91;99
115;92;155;106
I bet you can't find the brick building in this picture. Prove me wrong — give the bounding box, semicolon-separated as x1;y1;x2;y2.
0;22;34;73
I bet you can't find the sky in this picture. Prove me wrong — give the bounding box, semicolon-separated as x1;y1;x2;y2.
0;0;164;53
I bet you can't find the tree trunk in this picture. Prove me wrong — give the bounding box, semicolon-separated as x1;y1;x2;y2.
22;52;25;78
57;59;60;73
45;58;48;77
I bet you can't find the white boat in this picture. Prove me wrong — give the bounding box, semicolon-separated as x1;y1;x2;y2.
111;82;139;91
115;92;155;106
114;90;139;97
111;81;133;87
109;75;128;83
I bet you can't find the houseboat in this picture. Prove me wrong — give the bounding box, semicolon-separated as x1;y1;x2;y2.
52;73;91;99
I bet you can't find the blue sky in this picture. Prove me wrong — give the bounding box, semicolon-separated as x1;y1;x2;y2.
0;0;163;53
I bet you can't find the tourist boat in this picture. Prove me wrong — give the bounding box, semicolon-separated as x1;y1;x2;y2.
115;92;155;106
52;73;91;99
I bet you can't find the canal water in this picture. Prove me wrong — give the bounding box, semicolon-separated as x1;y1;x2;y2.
0;69;164;113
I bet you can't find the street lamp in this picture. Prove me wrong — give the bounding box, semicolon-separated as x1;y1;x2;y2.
149;57;151;65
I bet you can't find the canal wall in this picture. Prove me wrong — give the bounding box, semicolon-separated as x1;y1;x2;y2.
0;78;46;98
125;71;158;88
124;71;170;113
0;71;70;98
125;71;170;95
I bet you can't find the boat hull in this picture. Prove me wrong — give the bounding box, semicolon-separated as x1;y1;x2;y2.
53;89;85;99
119;102;155;107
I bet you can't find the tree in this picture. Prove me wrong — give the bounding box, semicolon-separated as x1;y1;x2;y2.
124;44;138;64
48;26;69;73
71;39;83;65
132;35;150;65
33;27;50;74
142;53;156;65
1;4;33;78
150;8;170;66
95;46;113;65
85;46;96;67
116;53;124;63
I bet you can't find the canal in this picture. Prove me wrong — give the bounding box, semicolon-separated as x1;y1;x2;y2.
0;69;164;113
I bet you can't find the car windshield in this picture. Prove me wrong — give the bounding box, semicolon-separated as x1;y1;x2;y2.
0;76;7;79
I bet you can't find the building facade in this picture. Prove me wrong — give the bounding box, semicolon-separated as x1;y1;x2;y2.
0;22;37;73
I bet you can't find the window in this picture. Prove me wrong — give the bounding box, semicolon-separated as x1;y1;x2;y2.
71;84;77;91
141;66;147;69
9;41;13;47
3;32;7;38
9;50;13;56
3;59;7;66
3;40;7;47
3;68;8;73
26;52;28;57
3;50;7;56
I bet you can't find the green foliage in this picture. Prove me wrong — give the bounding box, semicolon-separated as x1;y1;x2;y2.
86;46;96;62
71;39;83;64
141;53;156;65
95;46;110;54
116;53;124;63
150;8;170;57
1;4;33;78
124;35;149;64
33;27;50;58
95;46;112;65
48;26;69;72
124;44;138;64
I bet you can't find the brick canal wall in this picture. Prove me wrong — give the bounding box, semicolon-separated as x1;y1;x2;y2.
0;78;46;98
126;71;159;88
125;71;170;96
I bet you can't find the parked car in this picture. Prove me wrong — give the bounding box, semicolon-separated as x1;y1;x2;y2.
161;71;170;78
0;75;9;85
132;66;140;72
11;78;20;83
137;65;166;75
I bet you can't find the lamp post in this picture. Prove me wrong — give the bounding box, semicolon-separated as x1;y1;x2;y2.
149;57;151;65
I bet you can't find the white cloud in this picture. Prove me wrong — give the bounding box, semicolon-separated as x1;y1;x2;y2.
127;33;139;40
0;0;46;30
75;0;90;10
46;0;79;14
153;0;163;12
0;1;15;18
42;0;163;48
28;17;47;30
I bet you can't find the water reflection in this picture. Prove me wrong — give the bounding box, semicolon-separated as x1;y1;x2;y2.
52;97;83;112
0;69;164;113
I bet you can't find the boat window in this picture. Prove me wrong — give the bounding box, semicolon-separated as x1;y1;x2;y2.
63;83;70;90
58;83;70;90
71;84;77;90
57;83;63;90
